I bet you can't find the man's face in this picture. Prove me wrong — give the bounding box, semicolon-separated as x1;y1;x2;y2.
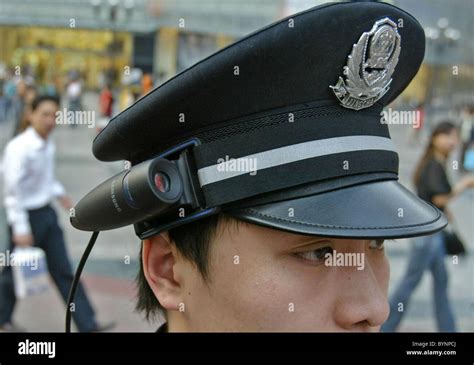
30;100;58;138
161;221;390;332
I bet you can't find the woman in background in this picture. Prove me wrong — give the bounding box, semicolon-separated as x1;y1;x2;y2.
383;121;474;332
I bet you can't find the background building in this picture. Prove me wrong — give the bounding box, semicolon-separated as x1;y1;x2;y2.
0;0;472;101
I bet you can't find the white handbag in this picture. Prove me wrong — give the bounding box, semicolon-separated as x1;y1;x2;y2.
11;247;49;299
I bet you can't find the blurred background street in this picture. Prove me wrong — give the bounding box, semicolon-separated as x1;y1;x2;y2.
0;0;473;332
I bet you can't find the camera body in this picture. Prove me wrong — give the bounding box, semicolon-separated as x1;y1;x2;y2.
70;139;218;238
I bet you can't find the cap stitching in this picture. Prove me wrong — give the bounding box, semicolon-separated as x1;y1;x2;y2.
198;106;381;144
240;206;442;230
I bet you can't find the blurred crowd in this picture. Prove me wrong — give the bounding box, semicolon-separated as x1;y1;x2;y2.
0;62;159;133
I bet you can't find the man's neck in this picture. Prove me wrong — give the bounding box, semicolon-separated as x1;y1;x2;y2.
166;312;189;332
31;126;49;141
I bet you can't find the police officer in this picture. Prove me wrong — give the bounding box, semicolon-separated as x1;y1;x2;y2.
71;2;446;332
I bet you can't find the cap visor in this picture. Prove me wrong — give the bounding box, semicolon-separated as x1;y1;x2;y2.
229;180;447;239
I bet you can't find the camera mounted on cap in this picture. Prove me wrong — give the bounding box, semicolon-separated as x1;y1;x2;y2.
70;138;220;239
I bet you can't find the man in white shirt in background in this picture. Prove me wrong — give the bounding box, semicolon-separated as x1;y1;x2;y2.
0;95;101;332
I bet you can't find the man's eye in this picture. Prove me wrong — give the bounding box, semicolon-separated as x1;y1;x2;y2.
369;239;385;250
296;246;333;263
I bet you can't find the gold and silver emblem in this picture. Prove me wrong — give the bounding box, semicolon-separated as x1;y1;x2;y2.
330;18;401;111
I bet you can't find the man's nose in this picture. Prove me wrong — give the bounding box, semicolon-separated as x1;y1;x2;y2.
332;261;389;331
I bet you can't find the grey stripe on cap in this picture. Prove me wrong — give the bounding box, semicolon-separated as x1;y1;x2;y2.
197;135;396;187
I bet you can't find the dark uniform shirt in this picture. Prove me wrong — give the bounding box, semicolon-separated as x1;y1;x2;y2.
156;323;168;333
416;158;452;211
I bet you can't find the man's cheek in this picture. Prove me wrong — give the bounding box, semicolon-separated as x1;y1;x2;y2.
373;254;390;295
216;270;290;328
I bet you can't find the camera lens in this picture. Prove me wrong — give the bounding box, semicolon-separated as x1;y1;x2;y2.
154;172;170;193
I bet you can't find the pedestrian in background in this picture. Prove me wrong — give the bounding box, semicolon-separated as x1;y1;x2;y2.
16;84;37;134
65;72;82;128
96;83;114;133
10;79;27;137
0;95;109;332
383;121;474;332
141;73;153;96
99;83;114;119
460;104;474;172
2;70;18;122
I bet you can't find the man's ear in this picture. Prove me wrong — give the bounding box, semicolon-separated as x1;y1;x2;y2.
142;232;183;311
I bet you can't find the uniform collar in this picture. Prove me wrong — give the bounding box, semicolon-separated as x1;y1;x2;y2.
156;322;168;333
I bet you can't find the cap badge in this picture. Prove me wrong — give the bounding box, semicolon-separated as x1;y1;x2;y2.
330;17;401;110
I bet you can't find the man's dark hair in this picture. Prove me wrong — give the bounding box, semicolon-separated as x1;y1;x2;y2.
136;213;235;321
31;94;60;111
